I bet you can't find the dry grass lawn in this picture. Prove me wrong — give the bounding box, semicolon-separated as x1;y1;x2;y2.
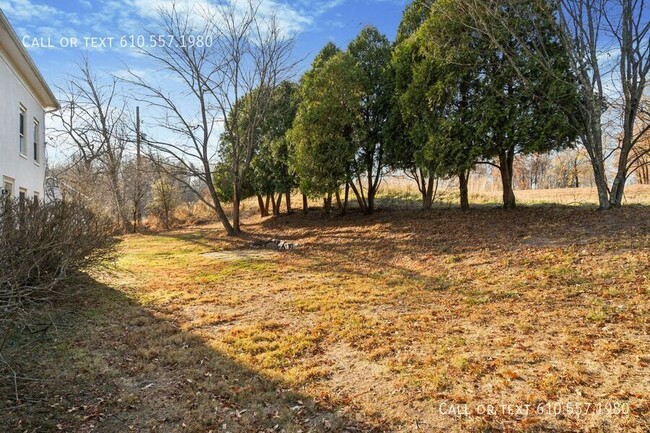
2;201;649;432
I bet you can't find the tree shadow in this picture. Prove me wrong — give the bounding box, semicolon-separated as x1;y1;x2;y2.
252;204;650;275
0;277;381;432
141;205;650;293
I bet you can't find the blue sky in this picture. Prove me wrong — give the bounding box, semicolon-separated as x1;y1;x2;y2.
1;0;409;91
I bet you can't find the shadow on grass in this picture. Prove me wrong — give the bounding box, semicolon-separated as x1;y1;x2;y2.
0;277;379;433
252;205;650;269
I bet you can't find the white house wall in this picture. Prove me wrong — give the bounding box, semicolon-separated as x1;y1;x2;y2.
0;49;47;198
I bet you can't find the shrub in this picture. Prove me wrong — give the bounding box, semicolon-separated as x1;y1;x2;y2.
148;177;181;230
0;199;117;335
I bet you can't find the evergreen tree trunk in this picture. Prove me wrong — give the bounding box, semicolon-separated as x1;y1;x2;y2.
422;174;435;210
302;193;308;215
257;194;269;217
459;170;470;210
274;193;282;216
271;194;278;215
366;164;377;214
343;182;350;215
498;150;516;209
323;193;332;215
349;181;368;213
335;188;344;214
285;191;292;214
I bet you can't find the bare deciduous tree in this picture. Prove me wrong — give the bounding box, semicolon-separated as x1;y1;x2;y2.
628;98;650;184
52;57;132;231
124;0;295;235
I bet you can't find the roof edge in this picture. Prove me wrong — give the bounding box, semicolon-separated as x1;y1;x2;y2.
0;9;60;110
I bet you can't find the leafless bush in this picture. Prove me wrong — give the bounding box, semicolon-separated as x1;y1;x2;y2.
148;177;181;230
0;198;117;342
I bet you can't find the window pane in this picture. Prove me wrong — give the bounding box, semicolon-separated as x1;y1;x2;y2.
3;182;12;198
19;110;25;155
33;121;39;161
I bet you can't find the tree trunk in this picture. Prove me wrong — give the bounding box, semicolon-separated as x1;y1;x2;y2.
232;189;241;233
609;104;636;207
207;184;236;236
366;165;377;214
335;188;344;214
459;170;470;210
572;157;580;188
610;167;628;208
498;150;516;209
273;193;282;216
257;194;269;217
302;193;308;214
343;182;349;215
367;189;375;214
422;174;434;210
285;191;292;214
582;117;610;209
349;181;367;213
592;157;610;210
109;169;131;233
640;165;649;184
271;194;278;215
323;193;332;215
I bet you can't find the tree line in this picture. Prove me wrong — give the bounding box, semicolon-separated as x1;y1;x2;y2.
52;0;649;235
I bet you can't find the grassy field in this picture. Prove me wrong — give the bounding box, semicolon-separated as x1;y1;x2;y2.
2;200;649;432
378;179;650;208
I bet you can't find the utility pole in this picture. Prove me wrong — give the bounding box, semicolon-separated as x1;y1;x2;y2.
134;106;142;232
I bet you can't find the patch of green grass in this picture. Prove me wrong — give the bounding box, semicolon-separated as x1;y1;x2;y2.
425;275;454;291
586;303;613;322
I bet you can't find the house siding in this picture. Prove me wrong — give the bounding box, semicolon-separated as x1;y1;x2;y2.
0;22;48;198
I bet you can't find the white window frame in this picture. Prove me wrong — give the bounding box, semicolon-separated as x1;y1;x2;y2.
19;105;27;157
3;177;15;198
33;118;40;163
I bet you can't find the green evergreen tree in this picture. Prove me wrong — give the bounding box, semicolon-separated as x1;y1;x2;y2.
288;47;363;214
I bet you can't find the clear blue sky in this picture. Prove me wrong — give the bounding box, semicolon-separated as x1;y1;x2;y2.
1;0;409;91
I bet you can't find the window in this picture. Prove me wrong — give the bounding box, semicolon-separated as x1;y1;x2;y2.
19;106;26;156
33;119;40;162
19;188;26;204
3;177;14;198
33;192;39;203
